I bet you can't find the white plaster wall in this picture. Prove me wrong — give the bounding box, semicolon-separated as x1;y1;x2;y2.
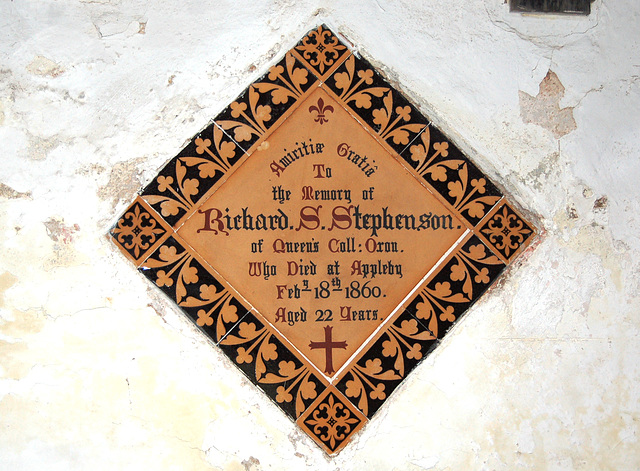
1;0;639;469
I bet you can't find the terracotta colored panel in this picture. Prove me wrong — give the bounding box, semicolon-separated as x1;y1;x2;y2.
109;25;537;455
178;87;466;378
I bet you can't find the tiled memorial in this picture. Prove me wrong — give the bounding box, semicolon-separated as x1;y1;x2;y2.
110;25;536;455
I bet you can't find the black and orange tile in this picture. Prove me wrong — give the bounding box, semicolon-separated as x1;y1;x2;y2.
138;234;251;344
140;123;246;228
214;51;318;155
400;125;503;227
324;53;429;156
218;311;328;421
109;25;536;455
110;197;171;266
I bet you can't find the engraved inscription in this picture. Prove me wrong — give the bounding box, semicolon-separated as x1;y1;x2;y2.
178;88;466;377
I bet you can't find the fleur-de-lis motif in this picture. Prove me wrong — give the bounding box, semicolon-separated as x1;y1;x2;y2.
142;125;239;226
407;128;501;224
111;201;166;261
216;52;313;148
220;316;321;419
480;204;533;259
308;97;334;125
295;25;348;76
302;392;362;452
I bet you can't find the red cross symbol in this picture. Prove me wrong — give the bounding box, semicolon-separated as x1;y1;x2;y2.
309;326;347;375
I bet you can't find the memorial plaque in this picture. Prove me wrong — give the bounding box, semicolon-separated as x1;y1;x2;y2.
110;25;537;454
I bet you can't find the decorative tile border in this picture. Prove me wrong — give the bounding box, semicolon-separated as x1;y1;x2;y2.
109;24;537;455
335;308;438;419
138;232;328;421
140;123;246;228
291;25;351;81
400;125;503;228
477;200;534;263
297;387;367;455
219;311;327;421
336;233;506;418
214;51;318;155
110;197;171;266
138;234;250;344
324;53;429;157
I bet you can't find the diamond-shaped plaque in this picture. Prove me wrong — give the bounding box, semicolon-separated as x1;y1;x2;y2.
110;25;536;455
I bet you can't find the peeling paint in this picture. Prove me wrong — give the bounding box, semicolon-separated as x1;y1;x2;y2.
43;218;80;244
27;134;60;161
26;56;65;78
594;195;608;211
519;70;577;139
97;158;145;207
0;183;31;200
241;456;261;471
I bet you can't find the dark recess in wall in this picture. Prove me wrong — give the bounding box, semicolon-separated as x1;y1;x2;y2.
510;0;591;14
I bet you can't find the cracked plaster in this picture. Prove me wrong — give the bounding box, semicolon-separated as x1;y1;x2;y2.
1;0;639;469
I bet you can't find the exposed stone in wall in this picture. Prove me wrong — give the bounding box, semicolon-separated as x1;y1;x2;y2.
43;217;80;244
519;70;577;138
0;183;31;200
26;56;65;78
97;157;146;208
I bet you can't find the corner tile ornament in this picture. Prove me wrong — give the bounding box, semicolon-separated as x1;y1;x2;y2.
110;25;536;455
